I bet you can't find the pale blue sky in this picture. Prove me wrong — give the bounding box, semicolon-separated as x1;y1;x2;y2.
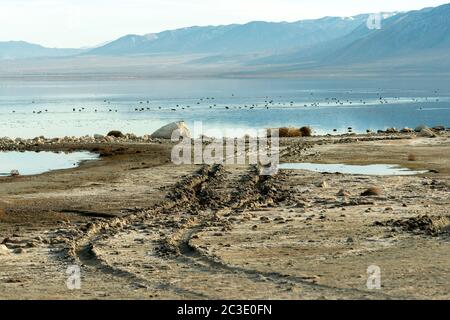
0;0;448;48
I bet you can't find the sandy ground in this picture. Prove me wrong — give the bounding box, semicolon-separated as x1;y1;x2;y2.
0;133;449;300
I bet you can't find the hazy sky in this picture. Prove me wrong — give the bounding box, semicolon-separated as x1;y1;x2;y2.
0;0;448;48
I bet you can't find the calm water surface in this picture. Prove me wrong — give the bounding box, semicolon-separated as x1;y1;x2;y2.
279;163;428;176
0;151;99;176
1;79;449;138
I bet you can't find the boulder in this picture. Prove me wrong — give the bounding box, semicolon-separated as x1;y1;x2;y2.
385;127;398;133
432;125;445;131
107;130;124;138
150;121;191;139
400;127;414;133
418;128;436;138
414;125;428;132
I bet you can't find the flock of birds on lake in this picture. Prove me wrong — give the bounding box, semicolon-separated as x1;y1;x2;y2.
8;90;443;115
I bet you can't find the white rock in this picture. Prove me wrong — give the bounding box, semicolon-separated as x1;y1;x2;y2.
0;244;10;255
414;125;428;132
419;128;436;138
150;121;191;139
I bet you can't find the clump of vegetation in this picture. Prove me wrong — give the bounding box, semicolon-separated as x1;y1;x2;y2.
361;187;382;196
300;126;312;137
277;126;312;138
278;127;302;137
408;153;417;161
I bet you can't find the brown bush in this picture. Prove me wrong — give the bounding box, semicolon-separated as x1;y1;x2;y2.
278;127;289;137
277;127;313;138
300;126;312;137
408;153;417;161
278;127;302;137
361;187;382;197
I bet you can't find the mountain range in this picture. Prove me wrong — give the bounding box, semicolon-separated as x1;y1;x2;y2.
87;15;369;56
0;41;83;60
1;3;449;77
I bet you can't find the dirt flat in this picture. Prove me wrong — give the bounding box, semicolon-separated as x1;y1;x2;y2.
0;133;449;299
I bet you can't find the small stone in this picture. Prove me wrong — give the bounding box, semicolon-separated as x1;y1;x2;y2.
337;189;351;197
260;216;270;223
133;282;148;289
0;244;11;255
361;187;382;197
320;181;329;189
13;248;24;254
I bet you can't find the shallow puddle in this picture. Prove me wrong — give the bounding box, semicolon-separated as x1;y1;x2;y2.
279;162;428;176
0;151;99;176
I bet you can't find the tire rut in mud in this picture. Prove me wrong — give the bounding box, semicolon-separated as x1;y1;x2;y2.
159;166;400;299
60;164;224;298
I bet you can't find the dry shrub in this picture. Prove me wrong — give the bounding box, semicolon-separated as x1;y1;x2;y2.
278;127;289;137
408;153;417;161
300;126;312;137
361;187;382;197
277;127;312;138
278;127;302;137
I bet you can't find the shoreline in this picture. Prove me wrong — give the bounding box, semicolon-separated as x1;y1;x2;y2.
1;127;448;151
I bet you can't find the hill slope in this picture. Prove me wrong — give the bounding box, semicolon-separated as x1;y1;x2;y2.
0;41;83;60
87;16;369;56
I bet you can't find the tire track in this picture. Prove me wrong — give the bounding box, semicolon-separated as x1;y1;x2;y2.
60;164;223;299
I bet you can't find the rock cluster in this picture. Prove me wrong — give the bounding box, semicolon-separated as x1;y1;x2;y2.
0;133;155;150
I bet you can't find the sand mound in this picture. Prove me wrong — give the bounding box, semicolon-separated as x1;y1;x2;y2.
378;215;450;236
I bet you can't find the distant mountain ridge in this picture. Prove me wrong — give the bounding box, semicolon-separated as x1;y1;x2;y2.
328;4;450;63
87;16;369;56
1;2;449;77
256;3;450;66
0;41;83;60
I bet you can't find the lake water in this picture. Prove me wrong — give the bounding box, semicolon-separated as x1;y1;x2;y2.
279;163;428;176
0;78;449;138
0;151;99;176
